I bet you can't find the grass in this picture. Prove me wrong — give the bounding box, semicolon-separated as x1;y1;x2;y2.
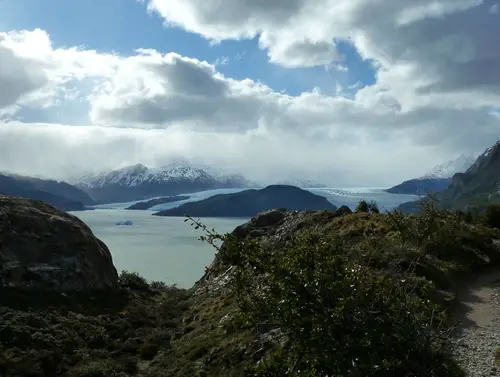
3;201;500;376
0;271;192;377
178;201;500;376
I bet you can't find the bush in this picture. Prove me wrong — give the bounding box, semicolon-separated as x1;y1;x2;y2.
70;359;131;377
484;204;500;230
150;281;167;290
118;271;150;291
355;200;369;213
188;210;467;376
355;200;380;214
237;236;457;376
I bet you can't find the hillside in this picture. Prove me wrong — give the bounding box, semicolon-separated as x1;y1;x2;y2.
3;197;500;376
386;177;451;195
439;141;500;210
0;174;91;211
10;174;95;205
153;185;336;217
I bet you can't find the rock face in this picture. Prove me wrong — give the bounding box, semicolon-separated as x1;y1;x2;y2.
0;196;118;291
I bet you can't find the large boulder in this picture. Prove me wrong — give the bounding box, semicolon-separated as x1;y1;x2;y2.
0;196;118;291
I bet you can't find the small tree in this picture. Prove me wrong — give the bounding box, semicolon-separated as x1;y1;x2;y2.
367;200;380;214
356;200;379;214
355;200;369;213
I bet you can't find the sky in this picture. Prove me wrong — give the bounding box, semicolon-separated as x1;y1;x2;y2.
0;0;499;186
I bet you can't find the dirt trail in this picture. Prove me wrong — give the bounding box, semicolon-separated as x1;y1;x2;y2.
449;267;500;376
454;268;500;329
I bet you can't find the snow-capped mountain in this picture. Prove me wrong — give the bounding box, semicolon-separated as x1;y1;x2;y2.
74;163;251;204
386;153;479;195
424;154;479;179
77;164;215;188
437;141;500;209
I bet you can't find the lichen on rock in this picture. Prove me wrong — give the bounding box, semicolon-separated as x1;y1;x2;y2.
0;195;118;291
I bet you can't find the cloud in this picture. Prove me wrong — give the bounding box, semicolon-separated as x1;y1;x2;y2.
148;0;500;109
2;8;500;186
0;28;119;114
214;56;229;65
89;50;273;130
0;120;462;186
85;48;500;156
0;29;54;111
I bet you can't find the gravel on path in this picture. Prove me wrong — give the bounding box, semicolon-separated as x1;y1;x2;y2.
449;269;500;376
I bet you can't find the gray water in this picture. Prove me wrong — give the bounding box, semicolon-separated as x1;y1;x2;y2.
71;188;418;288
70;209;247;288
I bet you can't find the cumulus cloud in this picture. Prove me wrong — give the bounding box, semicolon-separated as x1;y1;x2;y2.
148;0;500;109
2;0;500;186
0;28;118;114
89;50;272;130
0;29;54;111
85;48;500;157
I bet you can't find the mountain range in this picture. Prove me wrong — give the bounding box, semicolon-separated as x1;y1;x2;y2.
386;154;477;195
71;163;336;204
72;163;251;203
0;173;94;211
438;142;500;210
393;146;500;213
2;147;498;213
1;161;332;208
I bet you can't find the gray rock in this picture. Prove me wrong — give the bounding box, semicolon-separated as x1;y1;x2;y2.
0;195;118;291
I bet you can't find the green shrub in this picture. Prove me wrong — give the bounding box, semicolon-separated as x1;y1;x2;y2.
118;271;150;291
150;281;167;290
188;212;465;376
70;359;131;377
355;200;369;213
239;236;457;375
484;204;500;229
355;200;380;214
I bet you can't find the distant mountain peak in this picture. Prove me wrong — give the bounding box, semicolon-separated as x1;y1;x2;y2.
436;141;500;209
73;162;251;203
423;153;478;179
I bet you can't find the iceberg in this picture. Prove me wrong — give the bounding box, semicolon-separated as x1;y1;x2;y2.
115;220;133;226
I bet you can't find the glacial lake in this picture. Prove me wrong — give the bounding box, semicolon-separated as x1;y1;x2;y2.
70;209;248;289
71;187;419;288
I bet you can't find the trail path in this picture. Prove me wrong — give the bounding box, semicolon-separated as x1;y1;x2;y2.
449;267;500;376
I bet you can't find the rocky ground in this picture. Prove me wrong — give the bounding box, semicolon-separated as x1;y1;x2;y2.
449;268;500;376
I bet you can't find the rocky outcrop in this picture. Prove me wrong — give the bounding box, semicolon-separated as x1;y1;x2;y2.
0;196;118;291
